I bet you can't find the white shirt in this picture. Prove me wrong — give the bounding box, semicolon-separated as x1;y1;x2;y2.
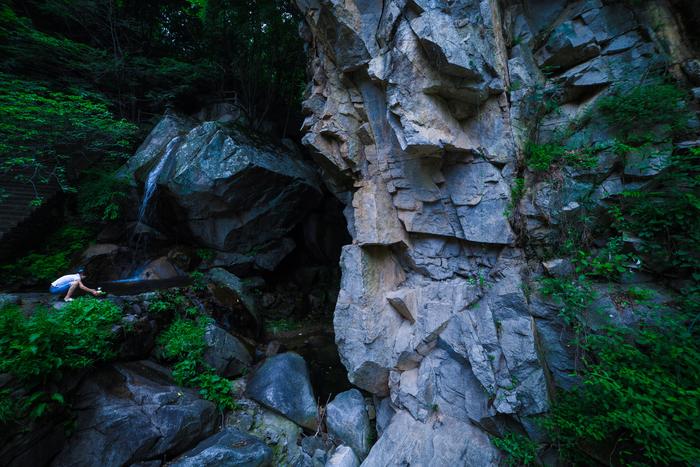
51;274;81;288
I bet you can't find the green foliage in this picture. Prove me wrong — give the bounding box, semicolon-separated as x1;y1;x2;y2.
540;276;596;327
525;140;600;172
190;372;237;410
194;0;306;128
543;320;700;465
0;1;215;118
511;178;525;203
76;170;131;222
626;286;654;301
529;79;699;465
0;73;137;192
196;248;215;261
156;315;235;410
613;148;700;276
189;271;207;292
157;317;207;361
147;289;187;314
1;224;92;283
598;83;690;143
0;297;122;422
492;432;539;466
505;177;526;217
574;237;637;280
525;142;565;171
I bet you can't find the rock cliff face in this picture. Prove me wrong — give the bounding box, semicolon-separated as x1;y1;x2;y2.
296;0;697;464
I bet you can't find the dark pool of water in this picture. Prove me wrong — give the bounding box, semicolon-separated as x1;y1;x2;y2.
279;331;352;403
99;276;191;295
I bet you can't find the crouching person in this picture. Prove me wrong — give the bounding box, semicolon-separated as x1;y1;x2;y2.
49;269;103;302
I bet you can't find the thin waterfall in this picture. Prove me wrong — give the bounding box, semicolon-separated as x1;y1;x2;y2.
136;136;182;226
126;136;182;279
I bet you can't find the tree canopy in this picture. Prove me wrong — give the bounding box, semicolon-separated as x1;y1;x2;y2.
0;0;306;197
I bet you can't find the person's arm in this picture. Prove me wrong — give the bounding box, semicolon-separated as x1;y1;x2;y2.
78;280;100;296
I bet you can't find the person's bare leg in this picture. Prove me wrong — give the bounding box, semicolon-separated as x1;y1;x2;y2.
64;281;79;301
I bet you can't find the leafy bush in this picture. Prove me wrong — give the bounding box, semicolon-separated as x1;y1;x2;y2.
147;289;188;314
526;142;565;171
598;83;690;143
1;224;92;283
492;432;539;466
525;141;598;172
157;317;207;361
157;316;235;410
540;276;596;327
76;170;131;223
0;297;122;422
543;320;700;465
574;237;637;280
614;149;700;276
190;372;237;410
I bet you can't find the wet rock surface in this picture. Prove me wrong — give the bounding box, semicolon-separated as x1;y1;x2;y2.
121;113;321;268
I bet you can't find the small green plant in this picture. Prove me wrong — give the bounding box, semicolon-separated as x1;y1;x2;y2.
574;238;636;280
191;373;237;410
626;286;654;301
540;276;596;327
157;317;207;361
148;289;187;314
492;432;539;466
157;316;236;411
511;178;525;204
196;248;215;261
189;271;207;292
526;142;565;171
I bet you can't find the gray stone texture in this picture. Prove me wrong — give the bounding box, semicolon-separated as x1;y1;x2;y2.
121;113;320;265
51;361;217;467
245;352;318;430
296;0;691;463
169;428;272;467
325;389;372;459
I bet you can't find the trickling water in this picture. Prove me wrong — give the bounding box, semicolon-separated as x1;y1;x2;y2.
136;136;181;225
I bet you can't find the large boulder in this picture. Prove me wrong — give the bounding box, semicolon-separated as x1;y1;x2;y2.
245;352;318;430
169;428;272;467
203;324;252;378
52;361;217;467
122;113;321;261
207;268;261;331
324;445;359;467
325;389;372;460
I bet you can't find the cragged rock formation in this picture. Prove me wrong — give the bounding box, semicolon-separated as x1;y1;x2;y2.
296;0;698;463
52;361;217;467
121;112;322;272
